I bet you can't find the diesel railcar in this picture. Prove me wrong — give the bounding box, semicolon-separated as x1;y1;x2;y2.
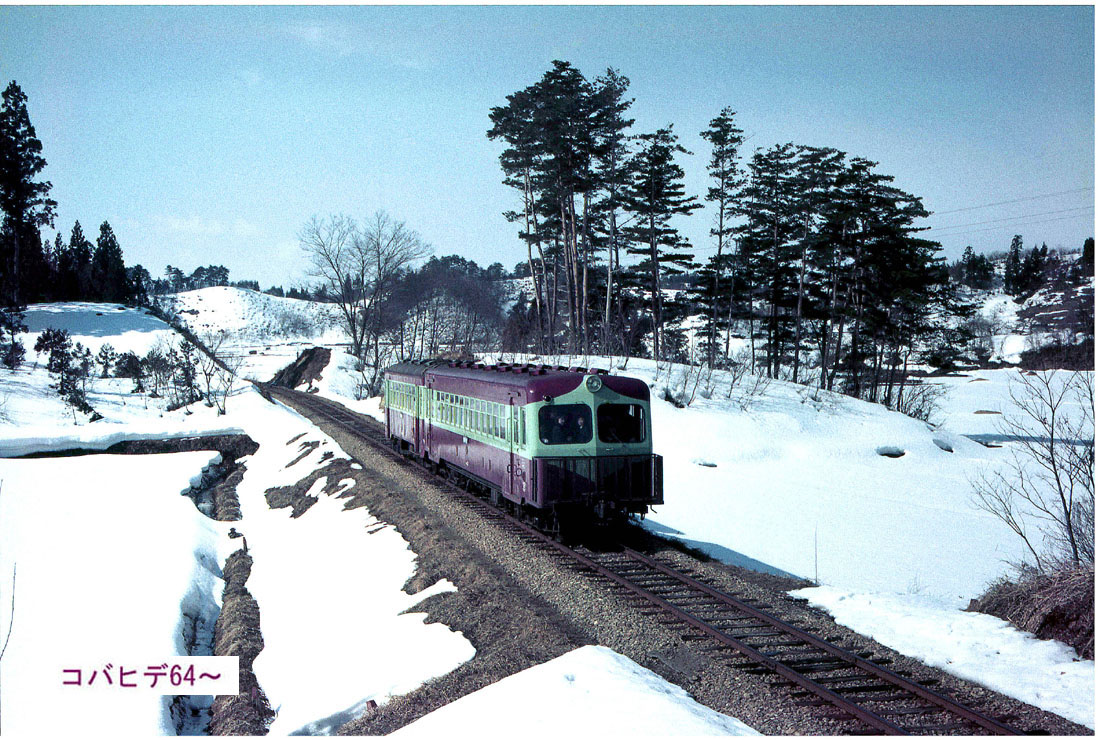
382;359;662;531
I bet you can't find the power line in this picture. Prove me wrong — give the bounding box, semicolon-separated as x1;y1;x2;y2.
924;212;1095;240
929;187;1094;216
923;205;1094;234
688;209;1094;257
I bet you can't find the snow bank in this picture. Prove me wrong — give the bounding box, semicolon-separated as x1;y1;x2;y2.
0;451;230;736
204;391;475;735
391;645;758;737
793;587;1094;729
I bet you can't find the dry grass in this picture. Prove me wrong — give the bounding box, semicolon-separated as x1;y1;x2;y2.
283;440;320;469
209;550;275;735
969;565;1094;659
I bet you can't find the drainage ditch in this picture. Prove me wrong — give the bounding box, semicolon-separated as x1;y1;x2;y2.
17;434;269;735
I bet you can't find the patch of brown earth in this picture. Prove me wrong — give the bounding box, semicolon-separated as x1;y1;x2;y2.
283;440;320;469
265;458;359;518
270;347;332;391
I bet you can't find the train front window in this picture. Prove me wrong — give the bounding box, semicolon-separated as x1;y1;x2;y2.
539;404;592;445
597;403;645;443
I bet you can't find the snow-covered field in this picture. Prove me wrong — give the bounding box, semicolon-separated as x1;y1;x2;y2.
0;451;227;736
14;294;1086;733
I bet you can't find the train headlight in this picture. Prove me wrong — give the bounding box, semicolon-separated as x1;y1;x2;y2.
585;375;603;393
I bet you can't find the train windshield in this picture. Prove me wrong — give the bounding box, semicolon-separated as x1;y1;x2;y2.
539;404;593;445
597;403;646;444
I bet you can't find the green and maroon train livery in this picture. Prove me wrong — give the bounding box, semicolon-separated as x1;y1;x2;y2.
383;359;662;529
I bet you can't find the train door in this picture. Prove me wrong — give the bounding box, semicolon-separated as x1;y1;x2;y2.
423;377;434;460
507;391;523;501
416;385;427;456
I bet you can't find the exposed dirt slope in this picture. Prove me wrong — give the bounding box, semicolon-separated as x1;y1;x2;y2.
269;347;331;391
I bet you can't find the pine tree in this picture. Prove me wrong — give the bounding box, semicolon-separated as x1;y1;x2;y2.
488;61;641;354
0;303;26;369
789;145;845;383
622;126;702;361
696;107;745;365
92;221;129;302
736;143;801;378
0;81;56;304
68;221;93;299
590;68;635;354
1005;234;1023;295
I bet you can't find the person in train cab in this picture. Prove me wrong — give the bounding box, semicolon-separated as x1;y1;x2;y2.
573;413;590;443
546;410;570;445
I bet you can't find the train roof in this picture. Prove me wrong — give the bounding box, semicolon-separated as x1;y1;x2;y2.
384;359;649;402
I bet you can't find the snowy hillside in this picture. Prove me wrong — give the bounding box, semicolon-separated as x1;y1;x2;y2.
1;302;181;429
158;286;345;343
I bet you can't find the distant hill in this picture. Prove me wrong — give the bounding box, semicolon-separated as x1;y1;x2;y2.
156;287;345;343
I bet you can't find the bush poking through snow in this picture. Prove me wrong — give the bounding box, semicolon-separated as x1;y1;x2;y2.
968;565;1094;660
33;328;97;421
895;380;946;425
971;370;1094;570
0;305;27;370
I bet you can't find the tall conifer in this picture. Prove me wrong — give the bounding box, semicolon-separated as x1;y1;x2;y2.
0;81;56;304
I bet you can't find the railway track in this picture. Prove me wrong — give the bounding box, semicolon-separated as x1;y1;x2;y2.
266;385;1025;736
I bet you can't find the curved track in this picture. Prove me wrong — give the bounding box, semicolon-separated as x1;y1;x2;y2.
266;385;1024;736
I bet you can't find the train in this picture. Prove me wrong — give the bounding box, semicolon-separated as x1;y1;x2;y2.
382;359;663;534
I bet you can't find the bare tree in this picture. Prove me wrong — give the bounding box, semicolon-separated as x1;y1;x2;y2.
972;371;1095;570
300;215;362;356
197;330;230;407
300;212;431;393
210;353;244;415
356;212;432;393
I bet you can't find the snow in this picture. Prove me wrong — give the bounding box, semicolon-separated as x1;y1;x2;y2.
1;299;482;736
0;386;479;736
793;587;1094;729
391;646;759;737
232;415;476;735
158;287;344;345
0;451;230;736
24;301;178;356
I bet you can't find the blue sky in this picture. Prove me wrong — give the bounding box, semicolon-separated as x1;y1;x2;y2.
0;5;1093;287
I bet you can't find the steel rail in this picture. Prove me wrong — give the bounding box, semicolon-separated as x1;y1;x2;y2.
265;385;1024;736
618;548;1022;735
